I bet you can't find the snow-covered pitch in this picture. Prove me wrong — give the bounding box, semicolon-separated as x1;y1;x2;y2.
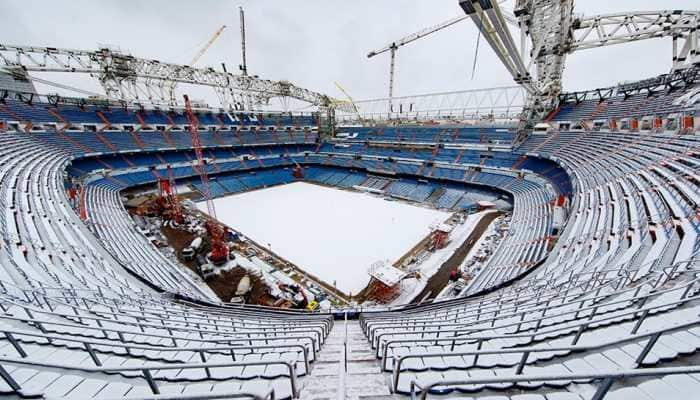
198;182;450;295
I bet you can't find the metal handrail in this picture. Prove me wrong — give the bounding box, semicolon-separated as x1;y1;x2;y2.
364;256;697;330
361;254;664;324
370;263;697;349
375;274;699;359
44;294;331;334
0;326;310;374
0;298;323;350
410;365;700;400
0;312;317;358
20;285;328;325
0;356;299;398
392;317;700;391
86;391;275;400
362;268;610;328
366;268;624;333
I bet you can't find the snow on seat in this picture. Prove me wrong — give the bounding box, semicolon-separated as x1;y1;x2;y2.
1;79;699;400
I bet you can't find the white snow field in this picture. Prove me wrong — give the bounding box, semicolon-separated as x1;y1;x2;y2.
198;182;450;295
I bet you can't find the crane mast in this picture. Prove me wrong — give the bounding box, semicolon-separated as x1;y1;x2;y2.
183;94;229;264
184;94;216;219
388;45;396;113
239;6;248;76
368;16;469;111
156;164;184;225
367;2;515;110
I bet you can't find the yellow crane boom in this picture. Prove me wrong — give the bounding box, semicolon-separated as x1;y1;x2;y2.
167;25;227;102
189;25;227;66
333;81;363;123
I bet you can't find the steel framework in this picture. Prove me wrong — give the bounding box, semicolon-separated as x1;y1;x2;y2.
335;85;525;122
366;1;517;111
458;1;700;124
565;10;700;69
0;44;335;111
559;65;700;104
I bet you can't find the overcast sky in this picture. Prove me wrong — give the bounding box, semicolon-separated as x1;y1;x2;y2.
1;0;696;105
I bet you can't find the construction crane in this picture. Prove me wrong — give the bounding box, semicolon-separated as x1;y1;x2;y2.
367;2;516;112
183;94;229;265
155;165;184;225
333;81;363;123
291;159;304;179
239;6;248;76
367;16;470;112
167;25;227;102
190;25;227;66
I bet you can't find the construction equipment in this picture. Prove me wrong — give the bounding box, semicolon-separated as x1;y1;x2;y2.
291;157;304;179
458;2;700;125
166;25;227;102
367;16;467;112
191;25;227;66
367;2;515;112
1;44;336;111
239;6;248;76
333;82;363;123
155;165;184;224
183;94;229;265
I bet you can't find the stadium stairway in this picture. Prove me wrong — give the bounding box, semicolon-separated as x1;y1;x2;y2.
300;319;398;400
1;78;699;398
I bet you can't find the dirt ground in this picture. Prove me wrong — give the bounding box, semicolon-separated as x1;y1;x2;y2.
159;223;276;305
410;211;502;303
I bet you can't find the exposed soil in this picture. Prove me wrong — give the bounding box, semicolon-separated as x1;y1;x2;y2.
159;223;276;305
206;266;277;305
160;224;198;270
410;211;502;303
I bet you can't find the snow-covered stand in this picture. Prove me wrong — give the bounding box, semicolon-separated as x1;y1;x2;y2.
0;69;699;399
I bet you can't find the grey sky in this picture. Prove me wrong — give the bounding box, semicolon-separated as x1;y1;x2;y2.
1;0;697;105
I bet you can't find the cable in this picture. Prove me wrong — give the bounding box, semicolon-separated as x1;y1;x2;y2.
471;9;484;80
19;73;106;98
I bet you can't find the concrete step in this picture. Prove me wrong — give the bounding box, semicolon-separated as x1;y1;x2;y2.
299;375;339;399
304;319;393;399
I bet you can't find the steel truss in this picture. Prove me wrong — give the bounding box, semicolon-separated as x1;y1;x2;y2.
558;65;700;104
0;44;334;111
458;1;700;124
566;10;700;70
335;86;525;123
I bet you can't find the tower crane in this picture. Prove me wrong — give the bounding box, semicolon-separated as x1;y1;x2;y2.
367;1;516;112
367;16;469;112
184;94;229;265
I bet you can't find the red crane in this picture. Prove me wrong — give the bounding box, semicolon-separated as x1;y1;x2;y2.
292;160;304;179
183;95;229;264
156;165;184;224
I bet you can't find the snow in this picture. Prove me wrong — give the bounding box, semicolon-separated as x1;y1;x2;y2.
198;182;450;296
461;216;501;272
370;263;407;287
389;211;494;305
